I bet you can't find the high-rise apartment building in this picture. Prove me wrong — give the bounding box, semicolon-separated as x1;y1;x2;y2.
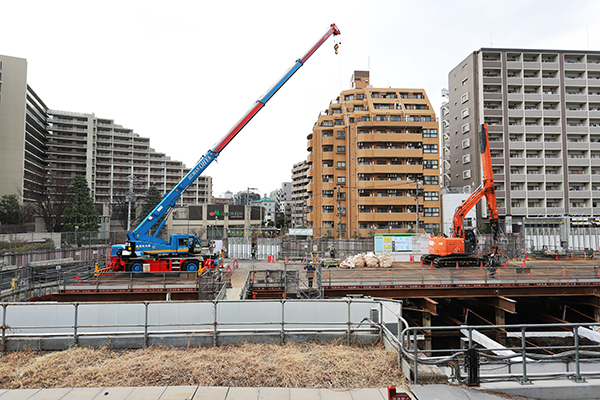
0;55;49;201
445;48;600;233
307;71;441;237
0;54;212;225
291;160;310;227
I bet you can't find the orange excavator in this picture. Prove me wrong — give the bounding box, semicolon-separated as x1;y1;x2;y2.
423;123;499;268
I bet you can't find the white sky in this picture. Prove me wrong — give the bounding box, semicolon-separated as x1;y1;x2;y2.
3;0;600;197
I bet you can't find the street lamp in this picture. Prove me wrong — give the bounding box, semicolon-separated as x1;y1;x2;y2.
245;187;258;238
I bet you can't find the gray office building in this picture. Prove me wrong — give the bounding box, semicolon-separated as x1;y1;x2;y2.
443;48;600;233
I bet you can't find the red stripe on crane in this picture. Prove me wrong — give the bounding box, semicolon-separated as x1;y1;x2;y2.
214;103;264;153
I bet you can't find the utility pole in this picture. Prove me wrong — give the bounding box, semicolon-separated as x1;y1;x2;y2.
336;185;343;239
126;169;136;232
415;181;423;233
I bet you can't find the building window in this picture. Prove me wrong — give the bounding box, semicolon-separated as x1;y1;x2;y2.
424;191;439;201
423;129;438;138
423;160;438;169
462;78;468;86
424;207;440;217
332;108;341;114
337;176;346;183
461;108;469;118
371;92;379;98
356;94;364;100
323;132;333;137
344;95;354;101
462;154;471;164
336;146;346;153
423;144;438;153
323;146;333;152
461;93;469;103
463;169;471;179
349;118;354;123
462;138;470;148
424;175;439;185
375;115;386;121
323;121;333;127
361;116;370;122
337;161;346;168
334;119;344;126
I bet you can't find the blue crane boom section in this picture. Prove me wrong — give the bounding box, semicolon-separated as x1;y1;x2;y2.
128;24;341;247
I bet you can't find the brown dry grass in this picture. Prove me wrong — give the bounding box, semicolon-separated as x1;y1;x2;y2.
0;342;406;390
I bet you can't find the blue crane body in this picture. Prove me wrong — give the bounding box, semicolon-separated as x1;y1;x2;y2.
107;24;341;273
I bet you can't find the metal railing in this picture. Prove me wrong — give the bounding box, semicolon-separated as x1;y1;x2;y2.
397;322;600;385
318;265;600;288
0;299;381;351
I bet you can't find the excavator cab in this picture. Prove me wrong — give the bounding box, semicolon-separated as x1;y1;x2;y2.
464;229;477;255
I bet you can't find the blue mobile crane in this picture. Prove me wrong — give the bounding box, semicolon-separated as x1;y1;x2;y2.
107;24;341;273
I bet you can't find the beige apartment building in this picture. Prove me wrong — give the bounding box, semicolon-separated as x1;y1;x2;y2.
307;71;441;237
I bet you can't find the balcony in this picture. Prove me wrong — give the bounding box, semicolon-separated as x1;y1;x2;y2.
357;148;422;158
357;212;417;222
358;197;415;206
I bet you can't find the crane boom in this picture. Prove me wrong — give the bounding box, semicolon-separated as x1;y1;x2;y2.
128;24;341;245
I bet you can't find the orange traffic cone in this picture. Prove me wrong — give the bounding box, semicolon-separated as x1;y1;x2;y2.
456;261;459;269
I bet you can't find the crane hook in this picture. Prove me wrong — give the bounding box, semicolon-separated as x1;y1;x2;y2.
334;42;340;55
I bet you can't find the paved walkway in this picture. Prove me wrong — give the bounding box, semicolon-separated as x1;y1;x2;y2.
0;386;398;399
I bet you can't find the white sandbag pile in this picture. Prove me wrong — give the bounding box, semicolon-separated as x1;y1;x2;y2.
364;252;379;268
377;252;392;268
351;254;366;268
338;252;393;268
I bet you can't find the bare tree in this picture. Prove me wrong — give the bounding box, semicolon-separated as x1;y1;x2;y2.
27;173;71;232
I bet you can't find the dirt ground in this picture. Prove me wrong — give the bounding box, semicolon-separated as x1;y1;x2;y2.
0;342;406;390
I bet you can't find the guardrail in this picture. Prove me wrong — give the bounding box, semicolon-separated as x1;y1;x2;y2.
0;299;381;351
318;265;600;288
398;322;600;385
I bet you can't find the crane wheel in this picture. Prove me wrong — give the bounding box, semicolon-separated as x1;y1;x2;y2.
127;261;144;273
183;260;200;272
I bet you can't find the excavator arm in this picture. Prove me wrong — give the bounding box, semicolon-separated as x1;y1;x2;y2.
450;123;499;241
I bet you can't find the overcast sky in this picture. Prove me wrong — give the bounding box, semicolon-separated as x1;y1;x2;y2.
3;0;600;197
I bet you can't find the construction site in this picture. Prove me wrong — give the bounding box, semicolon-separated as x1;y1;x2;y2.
4;20;600;400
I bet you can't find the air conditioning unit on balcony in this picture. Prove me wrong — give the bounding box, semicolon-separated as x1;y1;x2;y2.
358;173;365;178
359;189;365;193
386;142;392;147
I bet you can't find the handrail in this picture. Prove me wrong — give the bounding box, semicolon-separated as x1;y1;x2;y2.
400;321;600;385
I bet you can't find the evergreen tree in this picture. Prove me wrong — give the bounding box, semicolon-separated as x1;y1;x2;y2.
135;186;162;228
62;176;100;234
0;194;23;225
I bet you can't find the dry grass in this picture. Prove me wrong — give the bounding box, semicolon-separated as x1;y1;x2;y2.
0;342;406;390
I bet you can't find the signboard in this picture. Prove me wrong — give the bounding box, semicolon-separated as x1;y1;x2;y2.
289;228;313;236
374;235;414;253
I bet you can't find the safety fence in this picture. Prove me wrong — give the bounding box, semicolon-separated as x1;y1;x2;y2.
1;243;111;268
395;321;600;385
1;265;227;302
316;264;600;288
0;299;382;351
